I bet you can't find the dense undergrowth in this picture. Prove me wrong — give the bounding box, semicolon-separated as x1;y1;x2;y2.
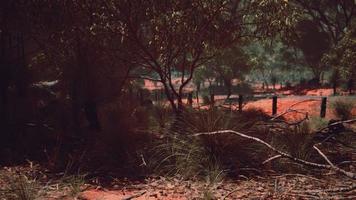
0;93;355;199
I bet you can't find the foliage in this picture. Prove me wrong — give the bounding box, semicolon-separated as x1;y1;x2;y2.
290;20;330;81
209;45;251;97
1;175;39;200
331;99;355;120
270;122;315;173
60;174;86;197
246;40;309;87
323;20;356;90
308;117;329;132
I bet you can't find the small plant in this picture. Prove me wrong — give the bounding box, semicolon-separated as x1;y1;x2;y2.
331;99;354;120
151;133;208;179
201;188;216;200
60;174;86;197
308;116;329;131
202;95;211;105
2;175;39;200
271;122;314;171
149;102;173;134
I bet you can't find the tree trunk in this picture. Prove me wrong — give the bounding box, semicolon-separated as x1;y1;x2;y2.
333;83;337;96
224;79;232;99
348;79;353;95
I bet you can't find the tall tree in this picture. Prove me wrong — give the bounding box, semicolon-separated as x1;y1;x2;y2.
100;0;248;113
292;19;331;83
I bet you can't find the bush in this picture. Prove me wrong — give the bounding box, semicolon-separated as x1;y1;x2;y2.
150;133;214;179
308;116;329;131
331;99;355;120
270;122;315;173
151;107;271;179
202;95;211;105
79;93;155;175
149;102;174;134
1;175;39;200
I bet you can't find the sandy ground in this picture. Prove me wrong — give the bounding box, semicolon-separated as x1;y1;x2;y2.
78;174;355;200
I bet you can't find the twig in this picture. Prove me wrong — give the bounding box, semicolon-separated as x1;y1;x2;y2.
271;99;319;121
274;173;325;182
262;155;282;165
121;191;147;200
194;130;356;179
222;188;240;200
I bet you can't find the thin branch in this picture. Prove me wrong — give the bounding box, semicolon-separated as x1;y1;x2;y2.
316;118;356;133
271;99;319;120
313;145;355;179
262;155;282;165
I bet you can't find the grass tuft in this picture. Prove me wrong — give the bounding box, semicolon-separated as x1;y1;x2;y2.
331;99;355;120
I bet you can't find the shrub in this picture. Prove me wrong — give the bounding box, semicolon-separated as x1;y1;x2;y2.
202;95;211;105
1;175;39;200
270;122;315;172
151;107;271;179
308;116;329;131
331;99;354;120
149;102;174;134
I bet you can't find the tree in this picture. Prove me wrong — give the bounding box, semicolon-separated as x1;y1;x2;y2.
248;0;355;85
211;46;250;98
330;69;341;95
291;0;355;45
0;1;137;134
100;0;249;113
291;19;331;83
323;20;356;95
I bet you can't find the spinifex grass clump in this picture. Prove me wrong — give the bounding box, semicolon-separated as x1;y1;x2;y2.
270;122;315;173
151;133;212;179
331;99;355;120
1;175;39;200
151;107;270;179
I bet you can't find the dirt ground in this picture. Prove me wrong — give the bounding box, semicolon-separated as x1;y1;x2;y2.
78;174;355;200
1;164;355;200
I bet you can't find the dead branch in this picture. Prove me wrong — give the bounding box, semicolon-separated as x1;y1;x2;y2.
313;145;355;179
262;155;282;165
272;111;309;126
193;130;356;179
315;118;356;134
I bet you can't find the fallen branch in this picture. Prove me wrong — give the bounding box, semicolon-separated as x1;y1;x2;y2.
315;118;356;134
194;130;355;179
262;155;282;165
313;145;355;179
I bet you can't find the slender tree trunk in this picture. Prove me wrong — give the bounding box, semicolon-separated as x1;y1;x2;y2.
224;79;232;99
333;83;337;96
